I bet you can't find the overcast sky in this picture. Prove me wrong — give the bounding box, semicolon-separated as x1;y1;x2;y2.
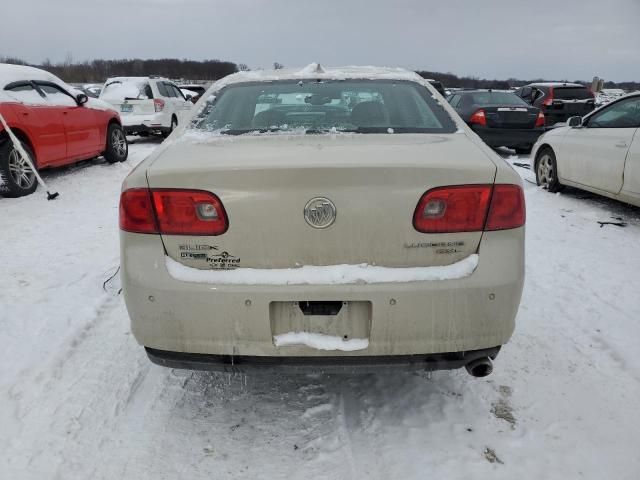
2;0;639;81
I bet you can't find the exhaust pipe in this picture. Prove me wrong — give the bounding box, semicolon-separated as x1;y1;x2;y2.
465;357;493;377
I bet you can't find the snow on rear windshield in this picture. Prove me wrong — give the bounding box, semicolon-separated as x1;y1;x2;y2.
191;80;457;134
100;80;153;101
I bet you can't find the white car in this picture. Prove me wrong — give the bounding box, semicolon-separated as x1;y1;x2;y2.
99;76;192;137
532;92;640;207
119;64;526;377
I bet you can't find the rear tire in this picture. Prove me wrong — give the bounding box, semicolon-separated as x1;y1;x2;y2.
0;140;38;198
163;116;178;139
535;147;563;193
103;123;128;164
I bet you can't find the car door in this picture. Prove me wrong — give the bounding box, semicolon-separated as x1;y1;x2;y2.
158;81;182;126
168;83;193;123
561;96;640;194
517;86;534;105
36;81;102;160
619;98;640;195
3;81;67;166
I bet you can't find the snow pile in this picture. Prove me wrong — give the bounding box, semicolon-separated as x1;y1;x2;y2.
295;62;326;76
273;332;369;351
165;254;479;285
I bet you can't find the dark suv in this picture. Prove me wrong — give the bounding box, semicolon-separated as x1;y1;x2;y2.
515;83;595;126
448;89;545;153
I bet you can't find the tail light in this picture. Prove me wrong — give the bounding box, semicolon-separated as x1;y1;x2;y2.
485;184;526;231
120;188;228;235
542;87;554;107
535;111;545;127
469;109;487;126
154;98;165;112
413;184;525;233
413;185;492;233
119;189;157;234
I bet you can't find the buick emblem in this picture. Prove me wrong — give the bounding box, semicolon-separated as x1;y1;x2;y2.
304;197;336;229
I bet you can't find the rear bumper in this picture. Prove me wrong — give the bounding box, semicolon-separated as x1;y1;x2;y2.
120;113;169;134
146;346;501;373
541;107;595;126
472;125;544;148
121;228;524;361
124;124;170;135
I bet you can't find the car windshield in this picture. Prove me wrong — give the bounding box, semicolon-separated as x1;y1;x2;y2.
469;92;527;106
192;80;457;134
100;80;153;101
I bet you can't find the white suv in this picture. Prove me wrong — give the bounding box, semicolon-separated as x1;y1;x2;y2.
100;76;192;137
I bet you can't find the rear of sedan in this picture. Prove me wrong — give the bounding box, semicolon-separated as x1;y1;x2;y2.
451;90;545;153
119;68;525;376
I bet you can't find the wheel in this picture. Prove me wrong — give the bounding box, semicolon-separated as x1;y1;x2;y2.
163;116;178;139
0;140;38;197
103;123;128;163
535;147;563;193
514;146;532;155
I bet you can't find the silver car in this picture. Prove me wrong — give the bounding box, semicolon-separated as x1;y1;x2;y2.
119;64;525;377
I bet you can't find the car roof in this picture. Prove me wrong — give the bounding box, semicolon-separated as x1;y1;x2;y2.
104;76;169;84
525;82;585;88
457;89;514;94
0;63;61;90
210;63;425;90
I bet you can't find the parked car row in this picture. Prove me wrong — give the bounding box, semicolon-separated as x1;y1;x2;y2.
445;83;598;153
448;89;545;153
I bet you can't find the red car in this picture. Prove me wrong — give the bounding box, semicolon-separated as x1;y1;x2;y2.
0;64;128;197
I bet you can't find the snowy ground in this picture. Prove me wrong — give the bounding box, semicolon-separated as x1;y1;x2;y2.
1;138;640;479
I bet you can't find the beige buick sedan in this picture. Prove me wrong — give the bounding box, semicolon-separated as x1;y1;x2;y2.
119;65;525;377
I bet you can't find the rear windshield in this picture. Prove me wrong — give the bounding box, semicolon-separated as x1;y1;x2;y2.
192;80;457;134
100;80;153;101
468;92;527;106
553;87;592;100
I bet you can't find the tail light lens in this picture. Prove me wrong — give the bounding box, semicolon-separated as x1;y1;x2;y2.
413;185;492;233
119;189;157;234
413;184;525;233
485;184;526;231
469;109;487;126
154;98;165;112
535;111;545;127
542;87;554;107
151;189;228;235
120;188;228;236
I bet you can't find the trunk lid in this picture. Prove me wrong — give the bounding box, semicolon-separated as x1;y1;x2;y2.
483;106;539;129
147;134;497;269
112;99;156;116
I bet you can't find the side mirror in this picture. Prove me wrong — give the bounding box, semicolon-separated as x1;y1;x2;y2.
568;116;583;128
76;93;89;105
